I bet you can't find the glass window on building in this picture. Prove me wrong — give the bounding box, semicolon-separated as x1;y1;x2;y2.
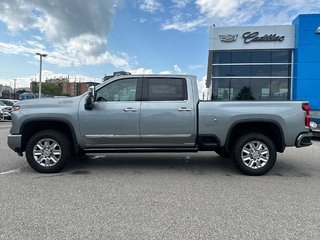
251;78;271;100
212;78;230;101
270;78;289;100
210;50;292;101
230;78;252;100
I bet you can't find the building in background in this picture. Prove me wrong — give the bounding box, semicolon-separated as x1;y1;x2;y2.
207;14;320;119
30;77;99;97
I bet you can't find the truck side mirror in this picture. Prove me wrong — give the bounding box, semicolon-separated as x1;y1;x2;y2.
84;86;96;110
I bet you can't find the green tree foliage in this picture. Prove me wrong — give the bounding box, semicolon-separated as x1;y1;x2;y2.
32;83;62;96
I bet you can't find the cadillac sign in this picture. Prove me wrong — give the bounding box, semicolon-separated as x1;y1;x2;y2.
219;34;238;42
242;32;285;44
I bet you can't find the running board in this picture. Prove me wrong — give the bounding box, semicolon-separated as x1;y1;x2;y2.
84;147;199;153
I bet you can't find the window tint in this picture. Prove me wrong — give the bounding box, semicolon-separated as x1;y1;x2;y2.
251;65;271;76
230;78;252;100
213;65;231;77
232;52;250;63
96;78;138;101
213;52;231;64
147;78;187;101
212;78;230;101
271;65;291;76
251;78;270;100
252;51;271;63
231;65;250;76
272;51;291;63
270;78;289;100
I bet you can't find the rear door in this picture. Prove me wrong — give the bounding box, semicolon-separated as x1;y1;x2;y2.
140;77;196;147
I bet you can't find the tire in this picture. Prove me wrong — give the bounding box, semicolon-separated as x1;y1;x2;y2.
232;133;277;176
215;148;231;158
25;130;72;173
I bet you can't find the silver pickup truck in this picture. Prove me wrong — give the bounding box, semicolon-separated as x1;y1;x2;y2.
8;74;312;175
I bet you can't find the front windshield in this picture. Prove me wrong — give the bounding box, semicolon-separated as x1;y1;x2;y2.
0;101;6;106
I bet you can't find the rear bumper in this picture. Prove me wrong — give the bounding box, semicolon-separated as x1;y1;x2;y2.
312;129;320;138
7;134;23;155
295;132;313;148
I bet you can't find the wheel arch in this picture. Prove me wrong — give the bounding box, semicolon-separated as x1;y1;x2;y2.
20;118;79;154
225;120;285;153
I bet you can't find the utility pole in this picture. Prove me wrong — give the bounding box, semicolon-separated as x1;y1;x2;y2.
13;79;17;99
36;53;47;98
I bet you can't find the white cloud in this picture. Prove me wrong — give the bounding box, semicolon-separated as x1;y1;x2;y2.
197;75;210;100
172;0;190;8
189;64;204;70
161;18;206;32
129;68;154;74
195;0;320;26
139;0;163;13
0;0;131;69
173;64;182;74
159;70;172;74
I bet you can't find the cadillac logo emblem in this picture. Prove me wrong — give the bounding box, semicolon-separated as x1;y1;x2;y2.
219;34;238;42
316;26;320;34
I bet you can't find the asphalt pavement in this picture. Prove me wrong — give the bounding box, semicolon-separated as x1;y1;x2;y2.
0;121;320;240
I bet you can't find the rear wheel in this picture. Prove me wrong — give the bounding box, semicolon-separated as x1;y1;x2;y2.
25;130;72;173
233;133;276;176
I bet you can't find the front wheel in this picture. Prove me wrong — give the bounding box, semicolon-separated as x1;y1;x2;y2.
25;130;72;173
233;133;277;176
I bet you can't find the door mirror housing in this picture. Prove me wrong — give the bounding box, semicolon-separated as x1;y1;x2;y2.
84;86;96;110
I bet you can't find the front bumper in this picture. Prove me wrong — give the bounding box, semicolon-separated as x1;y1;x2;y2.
295;132;313;148
7;134;23;155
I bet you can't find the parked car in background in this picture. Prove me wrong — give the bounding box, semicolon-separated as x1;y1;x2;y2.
0;99;19;106
0;101;12;119
310;118;320;138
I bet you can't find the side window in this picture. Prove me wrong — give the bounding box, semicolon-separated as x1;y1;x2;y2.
147;78;187;101
96;78;138;102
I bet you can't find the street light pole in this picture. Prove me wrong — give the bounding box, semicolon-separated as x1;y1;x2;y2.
36;53;47;99
13;79;17;100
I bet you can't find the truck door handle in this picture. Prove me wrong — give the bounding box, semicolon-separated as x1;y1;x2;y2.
123;108;138;112
178;107;192;112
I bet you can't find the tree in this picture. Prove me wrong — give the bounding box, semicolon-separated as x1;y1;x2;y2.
32;83;62;96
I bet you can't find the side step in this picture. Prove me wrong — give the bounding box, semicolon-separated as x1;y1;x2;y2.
84;147;199;153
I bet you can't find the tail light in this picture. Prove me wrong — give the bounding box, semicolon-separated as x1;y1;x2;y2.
302;103;311;127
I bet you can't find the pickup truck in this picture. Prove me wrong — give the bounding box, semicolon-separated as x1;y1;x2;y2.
7;74;313;175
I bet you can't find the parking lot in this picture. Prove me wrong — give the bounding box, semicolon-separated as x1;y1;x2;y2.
0;121;320;240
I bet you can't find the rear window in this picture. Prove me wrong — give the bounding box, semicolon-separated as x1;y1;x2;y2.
147;78;187;101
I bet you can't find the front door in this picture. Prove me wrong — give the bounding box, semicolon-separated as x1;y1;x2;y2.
78;78;142;148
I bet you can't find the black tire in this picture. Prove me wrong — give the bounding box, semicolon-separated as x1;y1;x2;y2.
215;148;231;158
232;133;277;176
25;130;72;173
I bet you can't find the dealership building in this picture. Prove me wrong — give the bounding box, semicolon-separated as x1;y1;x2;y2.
206;14;320;117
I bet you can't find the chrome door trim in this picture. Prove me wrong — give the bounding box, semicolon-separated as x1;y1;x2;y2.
85;134;140;139
141;134;192;138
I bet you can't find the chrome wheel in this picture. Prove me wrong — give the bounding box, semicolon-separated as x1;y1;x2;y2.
241;141;269;169
33;138;62;167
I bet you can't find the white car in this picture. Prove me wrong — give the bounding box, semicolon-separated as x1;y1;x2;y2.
0;101;12;119
0;99;19;106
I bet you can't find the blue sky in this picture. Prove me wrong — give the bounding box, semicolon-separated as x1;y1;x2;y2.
0;0;319;93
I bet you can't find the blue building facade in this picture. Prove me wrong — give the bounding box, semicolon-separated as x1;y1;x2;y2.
293;14;320;112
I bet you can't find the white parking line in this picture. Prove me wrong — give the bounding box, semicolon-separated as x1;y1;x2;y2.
0;165;28;175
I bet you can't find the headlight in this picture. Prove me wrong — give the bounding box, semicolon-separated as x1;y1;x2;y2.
310;121;318;129
13;105;21;111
